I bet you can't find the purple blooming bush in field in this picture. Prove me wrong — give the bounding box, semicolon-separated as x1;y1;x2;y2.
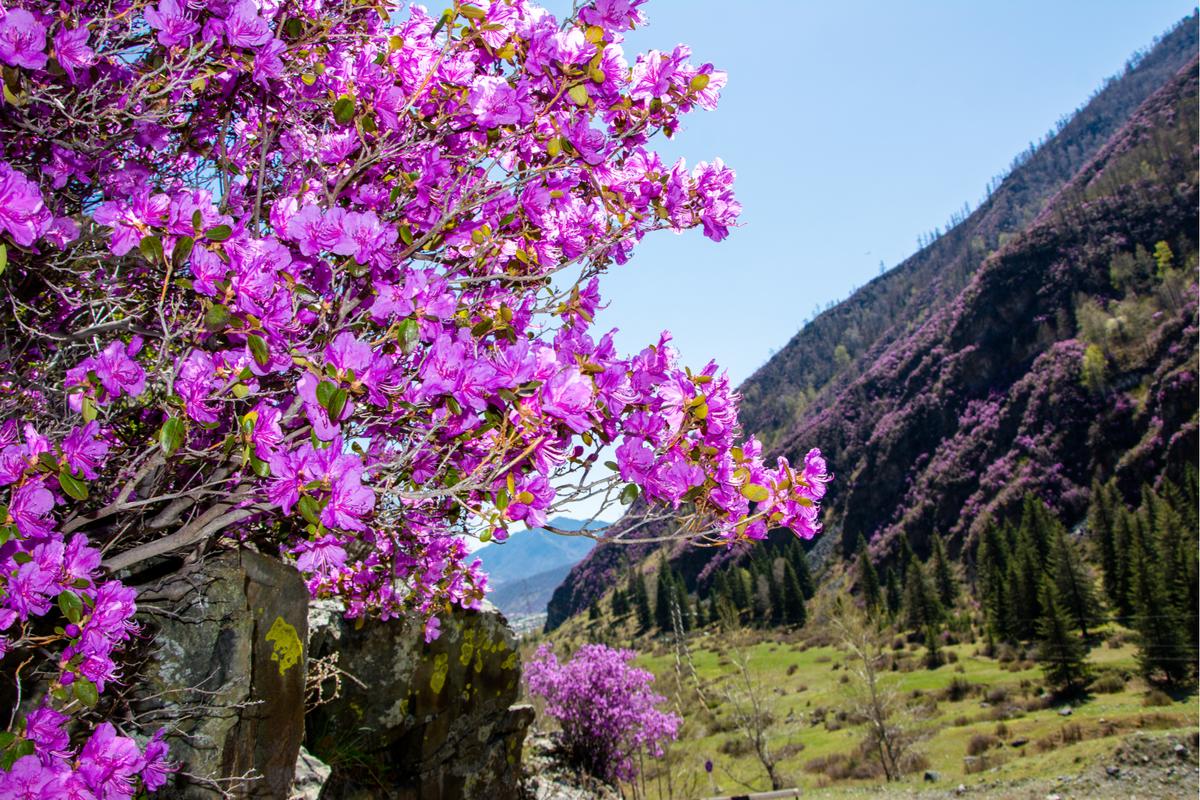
526;643;679;783
0;0;826;794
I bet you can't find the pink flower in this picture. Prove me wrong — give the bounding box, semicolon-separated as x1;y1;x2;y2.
53;26;95;84
144;0;199;48
0;9;48;70
0;161;51;247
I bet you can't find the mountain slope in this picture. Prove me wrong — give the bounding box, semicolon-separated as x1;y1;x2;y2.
476;517;601;619
545;17;1199;631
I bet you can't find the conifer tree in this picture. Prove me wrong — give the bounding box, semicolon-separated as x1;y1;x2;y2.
1050;524;1101;638
589;600;601;620
673;572;693;633
885;569;903;619
729;567;752;613
791;546;816;600
1129;518;1193;687
768;559;785;626
611;587;629;618
632;573;653;634
857;535;883;614
930;532;958;608
1036;578;1089;693
1110;503;1137;618
782;561;807;627
1011;525;1044;640
923;625;944;669
897;536;916;583
902;561;942;633
655;561;675;632
1088;478;1121;602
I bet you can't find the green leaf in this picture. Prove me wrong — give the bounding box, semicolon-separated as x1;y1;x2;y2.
250;456;271;478
204;224;233;242
0;523;15;547
58;468;88;501
568;84;589;106
204;303;230;331
0;243;7;276
80;394;97;422
138;235;165;264
515;491;534;505
495;488;509;511
296;495;322;526
333;95;356;124
740;483;769;503
1;737;34;770
459;4;486;19
604;460;619;471
73;677;99;708
397;318;420;353
192;209;203;233
172;235;195;267
399;223;414;246
248;334;270;367
159;417;186;457
58;590;83;624
315;380;337;409
689;73;711;92
620;484;639;505
326;387;349;421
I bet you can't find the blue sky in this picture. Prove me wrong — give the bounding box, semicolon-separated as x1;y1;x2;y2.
546;0;1196;386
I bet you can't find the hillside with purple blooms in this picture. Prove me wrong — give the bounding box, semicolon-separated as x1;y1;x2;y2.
547;14;1199;630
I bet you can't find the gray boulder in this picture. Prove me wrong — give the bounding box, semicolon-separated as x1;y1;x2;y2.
134;549;309;798
290;746;332;800
305;601;531;800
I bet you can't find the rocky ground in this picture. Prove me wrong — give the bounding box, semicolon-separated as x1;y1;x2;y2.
521;734;621;800
824;731;1199;800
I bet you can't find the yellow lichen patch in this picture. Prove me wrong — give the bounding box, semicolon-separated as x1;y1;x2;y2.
501;651;516;670
459;627;476;667
430;652;449;694
265;616;302;676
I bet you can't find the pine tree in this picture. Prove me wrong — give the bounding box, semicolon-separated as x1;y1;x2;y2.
902;561;942;633
655;561;675;632
768;559;785;626
923;625;944;669
885;569;903;619
897;536;916;583
632;572;652;633
1036;578;1089;693
610;587;629;618
1110;503;1137;618
857;535;882;614
1011;523;1044;640
782;561;807;627
930;532;957;608
673;572;692;632
1050;524;1101;638
1088;478;1121;603
588;600;601;620
1129;516;1193;687
790;546;815;599
976;522;1015;642
729;567;751;613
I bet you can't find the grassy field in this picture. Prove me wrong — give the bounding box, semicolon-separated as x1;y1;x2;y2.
533;608;1198;799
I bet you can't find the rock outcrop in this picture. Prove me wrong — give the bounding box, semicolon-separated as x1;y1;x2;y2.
305;600;532;800
134;549;310;799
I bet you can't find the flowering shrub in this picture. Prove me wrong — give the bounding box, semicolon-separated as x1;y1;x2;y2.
0;0;827;793
525;643;679;783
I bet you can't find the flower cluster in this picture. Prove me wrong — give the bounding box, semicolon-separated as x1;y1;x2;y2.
0;0;823;788
525;643;679;783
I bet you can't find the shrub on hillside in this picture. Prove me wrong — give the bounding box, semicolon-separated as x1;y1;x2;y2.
526;644;679;784
1090;673;1128;694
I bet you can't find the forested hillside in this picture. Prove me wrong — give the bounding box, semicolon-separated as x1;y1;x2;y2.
546;15;1198;631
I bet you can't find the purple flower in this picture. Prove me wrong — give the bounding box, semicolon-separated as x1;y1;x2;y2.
78;722;144;799
540;367;595;433
294;534;347;575
423;615;441;643
61;422;108;480
0;161;51;247
140;730;175;792
25;704;70;758
221;0;272;49
468;76;529;127
330;210;397;268
53;26;95;84
0;755;54;800
8;558;56;619
175;350;219;424
144;0;200;48
10;479;56;539
320;462;375;532
0;9;48;70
